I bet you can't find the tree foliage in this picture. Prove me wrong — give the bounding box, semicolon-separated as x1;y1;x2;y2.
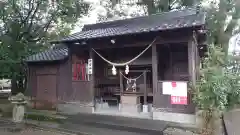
193;45;240;111
204;0;240;53
192;44;240;135
0;0;89;93
89;0;196;22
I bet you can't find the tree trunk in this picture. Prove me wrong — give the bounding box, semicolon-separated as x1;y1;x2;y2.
11;75;18;95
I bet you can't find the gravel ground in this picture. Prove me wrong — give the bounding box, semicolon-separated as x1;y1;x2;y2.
0;126;200;135
163;128;200;135
0;127;78;135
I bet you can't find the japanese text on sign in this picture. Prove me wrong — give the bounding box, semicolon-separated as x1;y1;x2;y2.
162;81;188;105
88;59;93;74
171;81;188;105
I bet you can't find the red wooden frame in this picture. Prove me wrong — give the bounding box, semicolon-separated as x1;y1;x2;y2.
72;60;87;81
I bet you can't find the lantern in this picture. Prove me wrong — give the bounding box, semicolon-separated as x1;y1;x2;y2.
112;65;117;75
125;65;129;74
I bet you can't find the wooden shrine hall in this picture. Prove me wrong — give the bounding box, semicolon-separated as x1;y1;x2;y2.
25;8;207;124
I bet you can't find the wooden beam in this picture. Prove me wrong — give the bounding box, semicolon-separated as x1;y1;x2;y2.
119;70;151;72
152;43;158;106
68;45;73;99
89;48;95;105
188;32;197;86
92;35;190;50
119;70;124;97
143;71;147;105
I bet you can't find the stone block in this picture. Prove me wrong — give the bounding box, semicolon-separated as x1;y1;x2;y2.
12;105;25;123
121;95;140;105
120;103;141;113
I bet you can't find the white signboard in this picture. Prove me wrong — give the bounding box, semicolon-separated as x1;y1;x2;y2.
170;81;188;105
162;82;172;95
171;82;187;97
162;81;188;105
88;59;93;74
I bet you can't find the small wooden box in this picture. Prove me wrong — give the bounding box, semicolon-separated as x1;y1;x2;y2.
121;95;140;104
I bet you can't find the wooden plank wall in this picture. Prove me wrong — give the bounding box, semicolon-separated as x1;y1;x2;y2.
153;34;197;114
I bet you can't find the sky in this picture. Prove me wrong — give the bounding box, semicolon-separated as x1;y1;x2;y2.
71;0;147;34
71;0;218;34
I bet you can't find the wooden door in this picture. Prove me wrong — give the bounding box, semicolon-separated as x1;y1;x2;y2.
36;75;57;109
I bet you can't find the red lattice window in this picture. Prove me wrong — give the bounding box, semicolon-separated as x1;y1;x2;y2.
72;60;88;81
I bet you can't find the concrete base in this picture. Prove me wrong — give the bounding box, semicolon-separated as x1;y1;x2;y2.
118;103;121;111
121;95;140;104
57;102;94;115
224;109;240;135
120;103;141;113
95;103;109;110
148;104;153;112
153;111;196;124
143;105;148;113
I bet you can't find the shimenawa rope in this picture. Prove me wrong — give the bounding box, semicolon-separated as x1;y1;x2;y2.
120;71;145;81
91;38;157;66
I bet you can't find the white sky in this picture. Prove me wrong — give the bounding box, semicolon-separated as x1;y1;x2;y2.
71;0;219;34
71;0;146;34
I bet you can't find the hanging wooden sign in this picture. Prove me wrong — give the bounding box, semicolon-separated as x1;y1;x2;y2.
87;59;93;74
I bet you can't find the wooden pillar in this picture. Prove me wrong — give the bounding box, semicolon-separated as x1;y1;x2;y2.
152;43;158;106
119;70;124;97
89;48;95;104
68;46;73;100
188;33;197;86
143;71;147;105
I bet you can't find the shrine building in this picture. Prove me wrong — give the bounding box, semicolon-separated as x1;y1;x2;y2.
25;8;207;124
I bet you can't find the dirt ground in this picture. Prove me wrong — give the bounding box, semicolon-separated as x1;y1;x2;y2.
0;127;78;135
163;128;199;135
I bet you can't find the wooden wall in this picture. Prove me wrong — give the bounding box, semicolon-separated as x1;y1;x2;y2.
27;63;59;110
70;50;91;103
153;37;198;114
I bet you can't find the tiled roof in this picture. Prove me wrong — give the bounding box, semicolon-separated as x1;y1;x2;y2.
54;8;206;43
25;48;68;62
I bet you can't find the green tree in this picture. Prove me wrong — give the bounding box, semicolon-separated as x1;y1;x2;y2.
193;44;240;135
92;0;195;22
137;0;196;14
0;0;89;94
205;0;240;53
136;0;240;52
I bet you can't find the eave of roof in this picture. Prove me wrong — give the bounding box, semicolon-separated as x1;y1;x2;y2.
51;8;206;44
25;48;68;63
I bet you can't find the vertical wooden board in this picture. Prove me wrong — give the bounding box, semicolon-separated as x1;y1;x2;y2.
152;43;159;107
36;75;57;108
89;48;95;104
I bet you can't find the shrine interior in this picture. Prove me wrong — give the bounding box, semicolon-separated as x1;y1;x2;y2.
94;46;151;111
93;43;189;114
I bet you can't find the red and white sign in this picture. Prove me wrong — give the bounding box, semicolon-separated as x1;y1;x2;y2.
170;81;188;105
162;81;188;105
171;96;187;105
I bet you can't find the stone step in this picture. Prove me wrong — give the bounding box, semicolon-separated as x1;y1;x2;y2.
64;113;167;134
